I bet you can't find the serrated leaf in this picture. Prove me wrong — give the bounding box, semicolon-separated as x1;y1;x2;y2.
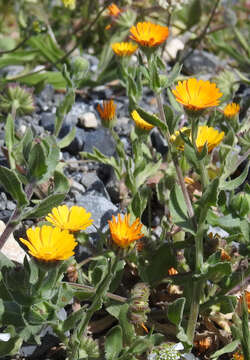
0;166;28;207
168;297;186;327
169;184;195;234
27;143;48;182
21;193;65;219
53;171;70;194
220;161;249;191
105;325;123;360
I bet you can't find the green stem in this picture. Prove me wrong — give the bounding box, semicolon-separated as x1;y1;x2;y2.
69;256;119;360
156;93;195;223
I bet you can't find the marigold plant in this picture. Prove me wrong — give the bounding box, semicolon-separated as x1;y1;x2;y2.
172;78;222;112
129;22;169;47
108;213;144;248
223;102;240;117
97;100;116;126
46;205;93;232
112;42;138;57
20;225;77;261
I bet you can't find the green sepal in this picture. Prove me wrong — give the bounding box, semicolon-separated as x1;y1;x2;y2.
0;166;28;207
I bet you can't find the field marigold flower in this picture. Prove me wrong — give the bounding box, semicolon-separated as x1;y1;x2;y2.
46;205;93;232
20;225;77;261
61;0;76;9
238;290;250;313
108;213;144;248
131;110;154;131
130;22;169;48
97;100;116;127
171;125;224;153
108;3;122;17
223;102;240;117
111;42;138;56
233;351;244;360
172;78;222;112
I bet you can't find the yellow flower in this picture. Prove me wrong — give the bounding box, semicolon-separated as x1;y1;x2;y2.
108;3;122;17
131;110;154;131
171;125;224;153
172;78;222;112
108;213;144;248
61;0;76;10
46;205;93;232
97;100;117;127
196;125;224;153
223;102;240;117
129;22;169;48
111;42;138;57
20;225;77;261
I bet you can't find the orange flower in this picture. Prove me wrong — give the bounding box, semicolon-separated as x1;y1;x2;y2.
97;100;116;127
172;78;222;112
108;213;144;248
129;22;169;48
223;102;240;117
233;351;244;360
108;3;122;17
111;42;138;56
239;291;250;313
168;267;178;275
220;249;231;261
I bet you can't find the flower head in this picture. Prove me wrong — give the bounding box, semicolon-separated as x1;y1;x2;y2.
196;125;224;153
0;84;35;116
46;205;93;232
131;110;154;131
172;78;222;113
171;125;224;153
130;22;169;48
61;0;76;9
223;102;240;117
97;100;116;127
20;225;77;261
111;42;138;57
238;291;250;313
108;3;122;17
233;351;244;360
108;213;144;248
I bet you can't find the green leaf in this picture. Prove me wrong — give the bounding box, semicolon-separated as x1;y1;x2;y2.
135;160;162;189
167;297;186;327
105;325;123;360
4;114;15;169
211;340;240;359
165;63;183;88
0;253;15;271
58;127;76;149
0;166;28;207
118;304;135;346
0;336;23;357
12;71;67;89
53;171;70;194
28;34;64;65
54;89;75;137
0;50;37;69
177;0;202;29
169;184;195;234
27;142;48;182
220;161;249;191
130;188;149;218
136;106;167;133
163;104;177;134
21;193;66;219
167;88;183;113
200;262;232;283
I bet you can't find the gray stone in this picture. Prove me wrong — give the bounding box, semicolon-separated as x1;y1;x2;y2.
83;128;116;157
78;112;98;129
183;50;226;75
6;200;16;211
77;193;118;232
64;127;86;155
0;192;7;210
0;220;27;263
81;172;110;200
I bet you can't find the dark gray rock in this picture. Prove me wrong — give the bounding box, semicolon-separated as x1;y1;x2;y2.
151;128;168;156
183;50;225;75
40;112;56;133
83;128;116;156
81;172;110;200
77;192;118;232
64;127;86;155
